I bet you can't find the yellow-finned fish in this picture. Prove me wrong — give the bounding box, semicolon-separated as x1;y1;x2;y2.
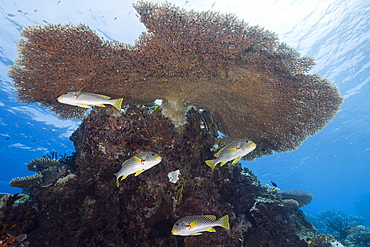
205;139;256;170
57;91;123;110
116;152;162;187
171;215;230;236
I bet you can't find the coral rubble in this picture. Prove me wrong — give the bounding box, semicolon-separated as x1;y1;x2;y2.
7;1;343;158
5;106;326;246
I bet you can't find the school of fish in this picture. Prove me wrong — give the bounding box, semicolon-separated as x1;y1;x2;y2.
57;91;257;237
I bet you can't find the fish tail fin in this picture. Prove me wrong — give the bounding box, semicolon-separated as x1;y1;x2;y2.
112;98;124;111
205;160;216;170
116;175;128;187
218;215;230;229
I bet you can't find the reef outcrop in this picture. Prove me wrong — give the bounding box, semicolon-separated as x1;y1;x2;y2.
3;106;335;246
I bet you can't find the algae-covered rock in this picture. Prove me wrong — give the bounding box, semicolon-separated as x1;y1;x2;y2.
6;106;321;246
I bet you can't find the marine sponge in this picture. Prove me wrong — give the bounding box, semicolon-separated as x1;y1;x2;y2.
7;1;343;159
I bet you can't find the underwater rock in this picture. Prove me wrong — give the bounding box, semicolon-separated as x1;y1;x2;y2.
4;106;328;246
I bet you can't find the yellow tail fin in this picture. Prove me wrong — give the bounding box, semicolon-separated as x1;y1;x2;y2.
218;215;230;229
112;98;124;111
205;160;216;170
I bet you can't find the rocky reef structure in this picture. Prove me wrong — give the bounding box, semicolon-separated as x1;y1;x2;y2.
2;106;344;246
7;1;343;159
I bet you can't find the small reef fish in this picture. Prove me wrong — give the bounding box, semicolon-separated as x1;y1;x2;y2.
57;91;123;110
171;215;230;236
205;139;256;170
116;152;162;187
200;110;219;137
271;181;278;187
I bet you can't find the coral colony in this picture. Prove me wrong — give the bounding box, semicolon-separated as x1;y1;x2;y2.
1;1;351;246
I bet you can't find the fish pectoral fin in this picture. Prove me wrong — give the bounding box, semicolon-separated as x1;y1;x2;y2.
95;104;106;107
231;157;241;164
191;232;202;235
227;148;240;152
134;169;145;176
206;227;216;232
133;156;144;164
219;161;227;167
188;220;198;229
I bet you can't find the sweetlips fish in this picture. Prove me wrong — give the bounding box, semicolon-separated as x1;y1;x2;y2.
205;139;256;170
171;215;230;236
57;91;123;110
116;152;162;187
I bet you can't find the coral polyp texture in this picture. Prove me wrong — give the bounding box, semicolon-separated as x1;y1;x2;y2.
7;1;343;158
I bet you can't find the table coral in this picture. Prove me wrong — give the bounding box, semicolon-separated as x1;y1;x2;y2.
8;1;343;158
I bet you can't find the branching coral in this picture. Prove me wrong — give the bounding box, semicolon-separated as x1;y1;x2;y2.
7;1;343;158
326;217;352;241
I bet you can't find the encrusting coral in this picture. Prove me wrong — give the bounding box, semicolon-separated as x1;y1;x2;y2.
7;1;343;158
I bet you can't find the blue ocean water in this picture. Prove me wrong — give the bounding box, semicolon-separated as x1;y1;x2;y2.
0;0;369;227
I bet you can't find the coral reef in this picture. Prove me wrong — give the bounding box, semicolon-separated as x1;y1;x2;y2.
0;194;33;246
356;194;370;227
7;1;343;158
5;106;327;246
306;210;370;246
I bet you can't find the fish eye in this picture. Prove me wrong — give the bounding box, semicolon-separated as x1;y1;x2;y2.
175;223;179;226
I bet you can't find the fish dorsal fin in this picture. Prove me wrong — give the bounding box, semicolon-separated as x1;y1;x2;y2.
133;156;144;164
188;220;198;229
203;215;216;220
214;147;225;157
227;148;240;152
95;94;111;99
